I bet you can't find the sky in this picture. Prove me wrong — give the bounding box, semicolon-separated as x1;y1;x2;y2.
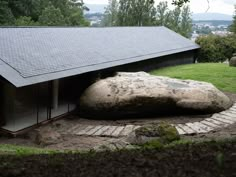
84;0;235;15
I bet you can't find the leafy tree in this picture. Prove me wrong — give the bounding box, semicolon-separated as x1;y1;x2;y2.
230;5;236;33
196;35;236;63
101;0;119;26
168;7;181;31
0;0;89;26
117;0;156;26
179;6;192;38
15;16;39;26
156;1;170;26
67;7;89;26
155;1;192;38
8;0;41;21
102;0;192;38
0;0;15;25
38;4;66;26
172;0;190;7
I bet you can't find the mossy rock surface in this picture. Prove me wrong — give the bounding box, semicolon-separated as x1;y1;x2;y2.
127;123;180;146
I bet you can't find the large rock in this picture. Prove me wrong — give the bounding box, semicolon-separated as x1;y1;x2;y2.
79;72;232;117
126;123;180;145
229;53;236;67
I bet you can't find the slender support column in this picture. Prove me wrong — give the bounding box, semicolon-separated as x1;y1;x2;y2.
52;79;59;110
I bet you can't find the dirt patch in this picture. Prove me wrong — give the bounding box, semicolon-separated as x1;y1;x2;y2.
0;140;236;177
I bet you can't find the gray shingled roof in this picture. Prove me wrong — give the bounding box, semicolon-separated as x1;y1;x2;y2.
0;26;199;87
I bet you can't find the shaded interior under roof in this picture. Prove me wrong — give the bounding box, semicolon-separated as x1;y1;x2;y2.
0;26;199;87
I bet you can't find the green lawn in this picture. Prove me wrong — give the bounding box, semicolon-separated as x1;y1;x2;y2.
150;63;236;94
0;144;56;155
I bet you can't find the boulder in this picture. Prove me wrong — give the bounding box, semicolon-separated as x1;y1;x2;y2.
126;123;180;145
229;53;236;67
79;72;232;117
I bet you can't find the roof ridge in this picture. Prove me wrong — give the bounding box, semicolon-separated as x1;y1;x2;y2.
0;26;165;29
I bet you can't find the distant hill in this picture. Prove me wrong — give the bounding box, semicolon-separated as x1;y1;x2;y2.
85;4;106;14
193;20;232;26
84;5;234;21
192;13;233;21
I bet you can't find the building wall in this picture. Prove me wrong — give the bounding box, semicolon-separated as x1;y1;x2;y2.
0;78;78;132
105;50;196;73
87;50;196;81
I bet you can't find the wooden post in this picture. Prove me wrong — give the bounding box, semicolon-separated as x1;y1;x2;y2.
52;80;59;110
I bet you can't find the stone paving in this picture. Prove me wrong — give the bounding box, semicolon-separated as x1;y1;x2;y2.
65;102;236;137
65;124;141;137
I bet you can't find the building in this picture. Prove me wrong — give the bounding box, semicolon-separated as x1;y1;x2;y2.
0;26;200;133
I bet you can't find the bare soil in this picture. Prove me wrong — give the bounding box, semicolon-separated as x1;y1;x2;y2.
0;140;236;177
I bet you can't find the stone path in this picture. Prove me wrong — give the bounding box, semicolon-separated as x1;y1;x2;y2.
65;102;236;137
175;102;236;135
65;124;141;137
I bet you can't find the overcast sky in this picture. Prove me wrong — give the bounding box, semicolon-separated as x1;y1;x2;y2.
84;0;235;15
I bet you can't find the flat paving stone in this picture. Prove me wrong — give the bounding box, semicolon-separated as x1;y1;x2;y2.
220;112;236;119
102;126;118;136
218;114;236;122
185;123;208;133
86;125;103;136
174;125;186;135
66;124;87;134
119;125;135;136
133;125;141;131
211;116;234;124
112;126;125;137
177;124;196;134
227;110;236;115
205;118;229;127
201;120;220;128
193;122;213;132
229;108;236;112
93;126;110;136
76;125;95;136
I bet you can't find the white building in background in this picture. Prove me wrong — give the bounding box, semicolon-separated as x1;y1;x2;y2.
212;31;232;36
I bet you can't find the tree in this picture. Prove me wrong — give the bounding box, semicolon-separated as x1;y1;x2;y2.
38;4;66;26
117;0;156;26
67;7;89;26
168;7;181;31
0;0;89;26
155;1;192;38
15;16;39;26
156;1;170;26
179;6;192;38
172;0;190;7
101;0;119;26
196;35;236;63
8;0;41;21
101;0;192;38
0;0;15;25
230;5;236;33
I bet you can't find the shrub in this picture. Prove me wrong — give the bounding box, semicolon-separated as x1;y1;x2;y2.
196;34;236;63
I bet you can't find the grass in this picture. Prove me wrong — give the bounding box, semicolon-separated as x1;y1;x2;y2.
150;63;236;93
0;144;56;156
